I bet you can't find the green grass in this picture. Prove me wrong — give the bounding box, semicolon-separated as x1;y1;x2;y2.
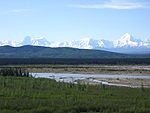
0;76;149;113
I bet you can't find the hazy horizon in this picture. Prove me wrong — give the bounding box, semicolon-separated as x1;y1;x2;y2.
0;0;150;42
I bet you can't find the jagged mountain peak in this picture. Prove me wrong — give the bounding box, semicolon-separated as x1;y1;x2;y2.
32;37;50;46
114;33;139;48
20;36;50;46
75;37;104;49
120;33;134;41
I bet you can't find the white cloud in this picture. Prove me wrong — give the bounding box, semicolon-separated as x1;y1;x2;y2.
71;0;148;10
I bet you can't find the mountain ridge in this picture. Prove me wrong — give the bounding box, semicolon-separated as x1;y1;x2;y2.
0;45;149;59
0;33;150;54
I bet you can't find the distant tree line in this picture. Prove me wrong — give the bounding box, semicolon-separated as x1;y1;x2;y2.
0;67;31;77
0;58;149;65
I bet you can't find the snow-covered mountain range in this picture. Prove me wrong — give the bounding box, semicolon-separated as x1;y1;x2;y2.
0;33;150;53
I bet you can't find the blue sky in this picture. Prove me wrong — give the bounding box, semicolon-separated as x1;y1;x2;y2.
0;0;150;41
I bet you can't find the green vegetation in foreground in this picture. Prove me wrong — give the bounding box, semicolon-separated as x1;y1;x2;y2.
0;77;149;113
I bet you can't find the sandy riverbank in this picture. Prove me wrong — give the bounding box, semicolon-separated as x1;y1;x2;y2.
76;77;150;88
27;65;150;75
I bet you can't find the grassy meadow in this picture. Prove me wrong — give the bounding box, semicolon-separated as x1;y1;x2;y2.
0;76;150;113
